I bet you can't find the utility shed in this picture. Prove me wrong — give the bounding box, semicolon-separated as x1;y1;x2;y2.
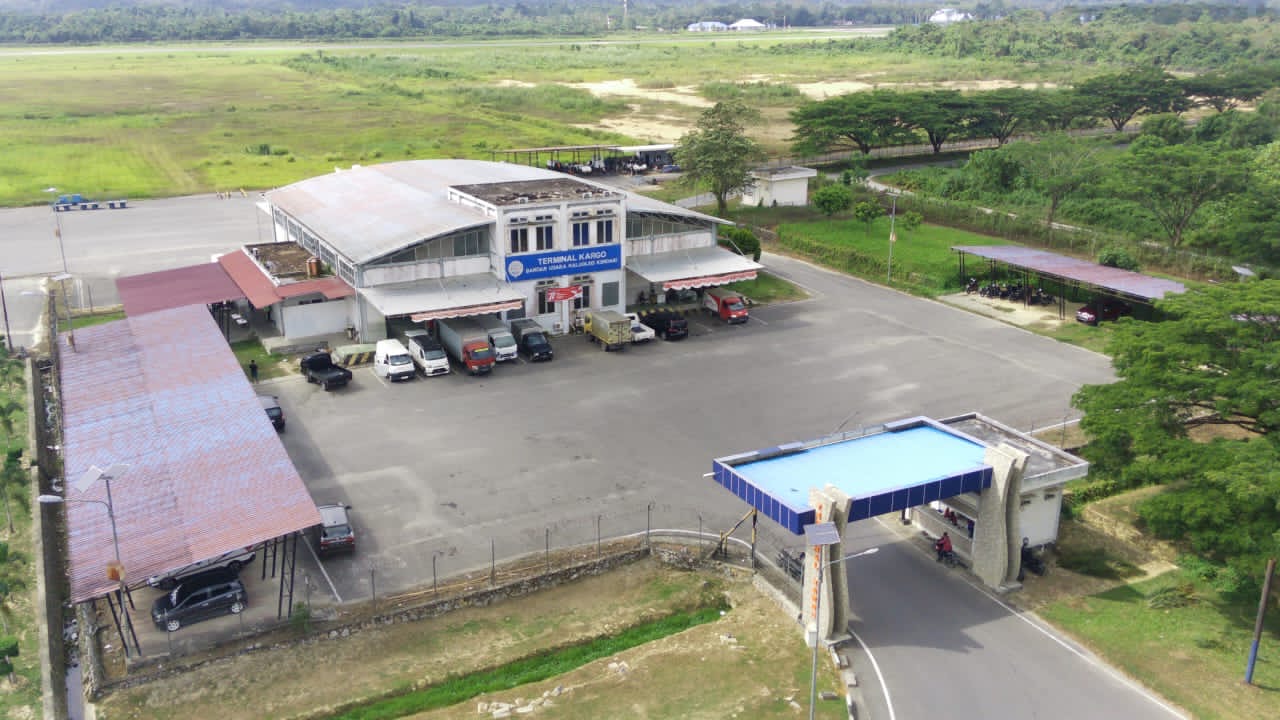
742;166;817;208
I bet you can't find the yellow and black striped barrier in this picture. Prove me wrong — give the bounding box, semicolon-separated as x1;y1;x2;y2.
334;343;375;366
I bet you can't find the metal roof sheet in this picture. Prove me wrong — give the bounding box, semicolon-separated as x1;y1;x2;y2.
953;245;1186;301
116;263;244;316
58;305;321;603
266;160;725;266
218;250;354;309
626;246;762;285
359;273;526;319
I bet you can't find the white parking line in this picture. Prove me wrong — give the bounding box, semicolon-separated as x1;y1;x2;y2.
302;539;344;603
369;368;388;388
749;315;768;326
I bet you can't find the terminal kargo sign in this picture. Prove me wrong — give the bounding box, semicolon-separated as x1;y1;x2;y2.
505;245;622;282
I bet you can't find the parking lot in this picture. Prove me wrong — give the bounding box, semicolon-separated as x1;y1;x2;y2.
259;252;1115;608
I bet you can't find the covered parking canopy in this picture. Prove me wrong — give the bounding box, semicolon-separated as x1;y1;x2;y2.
358;273;526;323
627;246;762;291
58;304;321;606
954;245;1186;316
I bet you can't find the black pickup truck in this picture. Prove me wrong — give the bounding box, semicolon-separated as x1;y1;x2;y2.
300;352;352;390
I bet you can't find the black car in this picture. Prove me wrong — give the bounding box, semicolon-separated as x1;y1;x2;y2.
258;394;285;431
151;567;246;632
315;503;356;555
642;311;689;340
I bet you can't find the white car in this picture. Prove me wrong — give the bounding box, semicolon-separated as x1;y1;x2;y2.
625;312;656;343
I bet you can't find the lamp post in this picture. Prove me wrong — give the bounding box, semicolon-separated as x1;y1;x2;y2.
808;545;879;720
44;188;75;351
0;271;12;353
39;463;133;650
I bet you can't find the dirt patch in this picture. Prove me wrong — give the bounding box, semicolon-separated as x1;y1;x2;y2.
794;78;1060;100
95;558;834;720
940;292;1072;330
567;78;713;108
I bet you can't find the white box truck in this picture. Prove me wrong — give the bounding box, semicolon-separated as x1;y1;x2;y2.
474;314;518;362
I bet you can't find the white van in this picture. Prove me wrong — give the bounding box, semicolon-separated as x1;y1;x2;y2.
374;339;415;382
403;329;451;376
474;315;518;362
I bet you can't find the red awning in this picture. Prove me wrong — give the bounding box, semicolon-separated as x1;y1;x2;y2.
218;250;354;309
410;299;525;323
663;270;757;291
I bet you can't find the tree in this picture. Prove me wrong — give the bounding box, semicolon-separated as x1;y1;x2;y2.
967;88;1041;146
812;184;853;216
1002;134;1099;228
1076;67;1186;132
674;100;766;215
1111;141;1248;248
899;210;923;237
790;90;916;157
908;89;970;153
719;226;761;261
0;634;16;684
1181;69;1270;113
1072;281;1280;569
852;201;883;237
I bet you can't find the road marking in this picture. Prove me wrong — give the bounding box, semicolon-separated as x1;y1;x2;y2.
749;315;768;326
874;516;1188;719
302;539;344;603
370;368;388;388
850;627;897;720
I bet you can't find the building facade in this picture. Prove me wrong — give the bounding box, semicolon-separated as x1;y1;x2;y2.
262;160;760;342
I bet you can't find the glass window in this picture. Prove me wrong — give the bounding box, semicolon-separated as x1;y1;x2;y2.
596;219;614;244
602;281;619;306
572;221;590;246
536;225;554;251
536;282;556;314
510;227;529;254
573;282;592;311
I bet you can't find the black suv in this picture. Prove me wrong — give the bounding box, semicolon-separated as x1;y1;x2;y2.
315;503;355;555
642;311;689;340
151;567;247;632
259;394;285;431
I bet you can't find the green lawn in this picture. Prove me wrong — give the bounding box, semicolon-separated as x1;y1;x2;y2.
68;309;125;330
1041;572;1280;720
777;217;1014;295
724;271;807;304
0;351;41;718
229;339;291;382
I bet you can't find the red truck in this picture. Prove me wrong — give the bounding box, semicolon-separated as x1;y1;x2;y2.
436;318;495;375
703;287;749;324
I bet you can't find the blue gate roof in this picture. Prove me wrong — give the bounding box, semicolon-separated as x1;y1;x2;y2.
711;419;992;535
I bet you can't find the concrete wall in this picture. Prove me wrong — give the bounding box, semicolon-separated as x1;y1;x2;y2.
279;297;349;339
1018;489;1062;548
626;231;715;256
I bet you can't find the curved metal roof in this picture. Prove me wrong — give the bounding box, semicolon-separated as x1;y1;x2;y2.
267;160;724;266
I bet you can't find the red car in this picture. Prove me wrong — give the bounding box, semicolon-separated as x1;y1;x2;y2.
1076;299;1132;325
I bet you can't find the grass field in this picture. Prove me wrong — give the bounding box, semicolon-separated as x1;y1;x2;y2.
777;216;1014;295
0;351;40;719
0;37;1080;207
1042;571;1280;720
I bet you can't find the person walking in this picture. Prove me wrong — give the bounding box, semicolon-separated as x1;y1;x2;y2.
249;359;259;384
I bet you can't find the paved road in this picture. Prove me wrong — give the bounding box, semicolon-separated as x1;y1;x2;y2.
842;519;1185;720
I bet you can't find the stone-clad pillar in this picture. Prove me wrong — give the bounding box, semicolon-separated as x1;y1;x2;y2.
802;485;852;644
972;443;1028;589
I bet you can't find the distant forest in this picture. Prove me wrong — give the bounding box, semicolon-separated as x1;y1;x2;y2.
0;1;1272;44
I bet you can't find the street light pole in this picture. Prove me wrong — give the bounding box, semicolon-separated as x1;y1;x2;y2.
809;546;879;720
39;463;134;653
45;188;75;351
0;271;13;353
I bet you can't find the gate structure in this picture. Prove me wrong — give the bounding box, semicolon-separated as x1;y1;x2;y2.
711;415;1034;646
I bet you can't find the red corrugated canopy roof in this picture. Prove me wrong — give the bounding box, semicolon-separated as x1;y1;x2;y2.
218;250;354;309
116;264;244;316
57;305;321;603
953;246;1186;301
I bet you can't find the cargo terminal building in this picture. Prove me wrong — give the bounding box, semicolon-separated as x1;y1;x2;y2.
260;159;761;342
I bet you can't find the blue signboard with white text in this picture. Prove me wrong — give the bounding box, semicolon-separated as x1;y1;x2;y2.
505;244;622;282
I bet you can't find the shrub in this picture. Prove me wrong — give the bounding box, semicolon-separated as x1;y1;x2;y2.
719;227;761;261
812;185;853;217
1146;583;1197;609
1098;246;1141;272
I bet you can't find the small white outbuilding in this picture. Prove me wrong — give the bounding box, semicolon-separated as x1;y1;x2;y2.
742;166;817;207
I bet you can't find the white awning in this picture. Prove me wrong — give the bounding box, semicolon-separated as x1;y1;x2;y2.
359;274;525;319
627;246;762;290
